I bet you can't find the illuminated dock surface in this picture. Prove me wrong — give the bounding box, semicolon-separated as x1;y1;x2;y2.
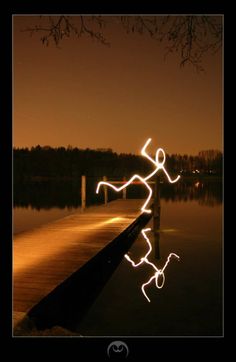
13;199;143;325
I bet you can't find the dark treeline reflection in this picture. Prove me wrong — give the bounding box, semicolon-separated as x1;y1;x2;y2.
13;146;222;210
160;179;222;207
14;178;222;210
14;178;109;210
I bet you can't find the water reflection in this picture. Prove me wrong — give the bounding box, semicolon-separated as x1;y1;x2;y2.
14;178;222;210
14;178;112;210
153;226;161;260
125;228;179;302
75;196;222;336
161;179;222;207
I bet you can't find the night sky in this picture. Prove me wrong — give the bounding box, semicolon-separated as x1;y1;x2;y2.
13;15;223;155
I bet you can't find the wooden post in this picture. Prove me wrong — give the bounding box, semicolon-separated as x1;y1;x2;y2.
153;175;161;259
123;177;127;199
153;231;161;260
103;176;108;205
81;175;86;211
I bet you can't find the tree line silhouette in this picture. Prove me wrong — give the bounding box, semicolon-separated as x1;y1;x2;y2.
14;145;222;182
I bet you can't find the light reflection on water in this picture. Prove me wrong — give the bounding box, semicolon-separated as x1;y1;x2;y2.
125;228;180;303
75;199;222;336
14;179;222;234
13;206;80;235
13;179;223;335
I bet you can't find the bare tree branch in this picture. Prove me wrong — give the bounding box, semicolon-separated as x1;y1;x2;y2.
23;15;110;47
22;15;222;70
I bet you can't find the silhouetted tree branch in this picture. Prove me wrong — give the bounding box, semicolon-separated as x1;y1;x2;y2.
24;15;110;47
23;15;222;71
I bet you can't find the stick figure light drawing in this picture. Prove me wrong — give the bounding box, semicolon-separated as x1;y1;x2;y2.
96;138;181;302
96;138;181;214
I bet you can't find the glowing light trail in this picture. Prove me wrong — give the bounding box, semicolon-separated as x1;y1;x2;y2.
95;138;181;302
96;138;180;213
125;228;180;302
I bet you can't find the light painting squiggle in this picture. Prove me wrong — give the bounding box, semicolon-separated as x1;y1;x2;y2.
124;228;179;302
96;138;180;214
96;138;181;302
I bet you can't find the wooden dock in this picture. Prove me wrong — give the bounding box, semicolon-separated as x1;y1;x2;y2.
13;199;143;327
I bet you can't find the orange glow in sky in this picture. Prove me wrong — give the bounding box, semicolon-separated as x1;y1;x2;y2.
13;16;223;155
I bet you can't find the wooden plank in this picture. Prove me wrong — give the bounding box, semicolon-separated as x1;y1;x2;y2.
14;199;143;315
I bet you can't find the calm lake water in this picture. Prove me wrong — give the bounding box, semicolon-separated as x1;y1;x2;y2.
13;178;223;336
76;198;222;336
13;178;222;234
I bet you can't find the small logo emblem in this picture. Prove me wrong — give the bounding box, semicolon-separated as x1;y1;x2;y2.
107;340;129;358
